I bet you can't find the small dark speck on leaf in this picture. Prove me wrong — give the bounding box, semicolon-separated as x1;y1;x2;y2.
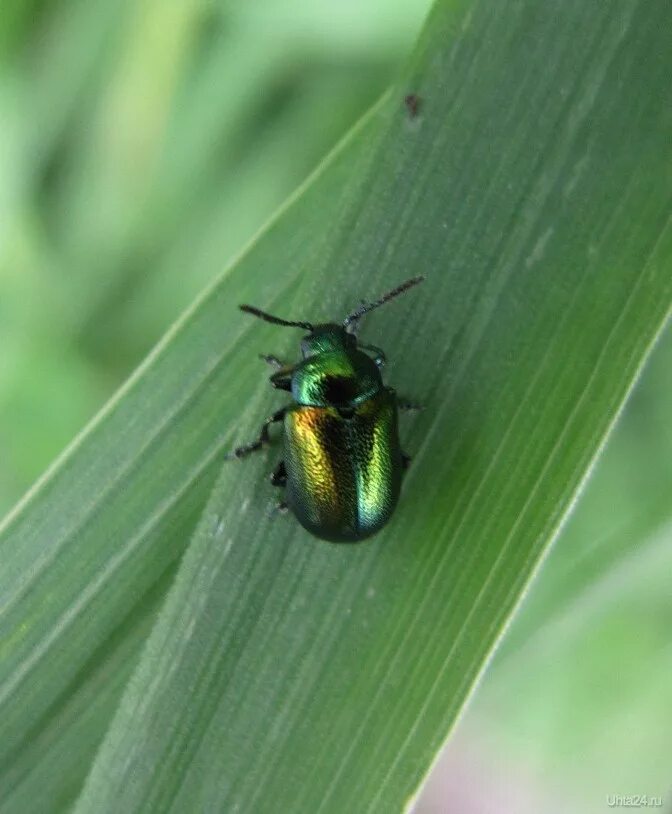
404;93;421;119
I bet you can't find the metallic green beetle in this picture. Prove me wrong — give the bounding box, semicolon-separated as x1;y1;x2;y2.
229;276;424;542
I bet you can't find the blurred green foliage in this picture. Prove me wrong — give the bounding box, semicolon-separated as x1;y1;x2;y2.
0;0;432;512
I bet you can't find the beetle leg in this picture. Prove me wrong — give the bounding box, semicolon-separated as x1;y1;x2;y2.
269;368;293;392
386;387;423;412
259;355;293;391
267;499;289;517
270;460;287;487
358;342;386;368
258;354;293;390
227;407;287;460
259;354;285;369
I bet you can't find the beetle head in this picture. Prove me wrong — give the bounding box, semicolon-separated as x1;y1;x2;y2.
300;324;355;359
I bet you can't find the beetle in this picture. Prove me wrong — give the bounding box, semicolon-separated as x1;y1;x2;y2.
229;276;424;542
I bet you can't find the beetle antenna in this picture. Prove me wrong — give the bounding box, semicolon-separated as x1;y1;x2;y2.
239;305;314;331
343;275;425;328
